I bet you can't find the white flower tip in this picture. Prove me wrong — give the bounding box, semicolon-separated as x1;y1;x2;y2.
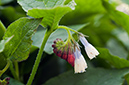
85;44;99;60
74;55;87;73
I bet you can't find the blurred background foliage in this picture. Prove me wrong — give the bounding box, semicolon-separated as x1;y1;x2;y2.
0;0;129;85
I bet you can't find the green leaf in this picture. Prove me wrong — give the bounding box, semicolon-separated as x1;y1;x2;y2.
44;68;129;85
2;17;42;61
0;36;13;53
0;20;6;40
98;48;129;68
102;1;129;35
18;0;76;30
32;24;87;54
27;7;72;30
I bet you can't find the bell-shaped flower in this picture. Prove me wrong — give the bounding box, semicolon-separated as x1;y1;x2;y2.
74;44;87;73
79;34;99;60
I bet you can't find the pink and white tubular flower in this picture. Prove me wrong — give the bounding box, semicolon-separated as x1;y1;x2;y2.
74;44;87;73
79;34;99;60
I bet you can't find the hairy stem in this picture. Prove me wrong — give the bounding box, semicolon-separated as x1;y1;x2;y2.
26;29;52;85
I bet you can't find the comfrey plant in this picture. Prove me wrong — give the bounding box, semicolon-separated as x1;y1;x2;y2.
52;26;99;73
0;0;101;85
1;0;129;84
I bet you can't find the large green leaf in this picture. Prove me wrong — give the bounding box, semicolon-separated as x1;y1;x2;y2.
98;48;129;68
102;1;129;35
2;17;42;61
32;24;88;54
18;0;76;30
27;6;72;30
44;68;129;85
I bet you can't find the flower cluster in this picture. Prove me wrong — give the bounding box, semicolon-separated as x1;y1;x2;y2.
52;38;75;67
52;32;99;73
